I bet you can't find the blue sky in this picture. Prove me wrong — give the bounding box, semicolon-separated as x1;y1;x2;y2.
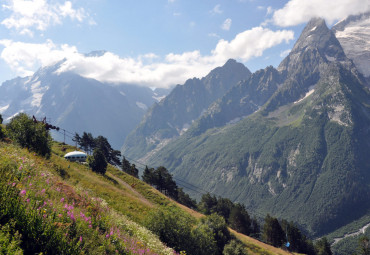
0;0;369;88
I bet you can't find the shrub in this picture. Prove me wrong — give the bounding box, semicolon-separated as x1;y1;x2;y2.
5;113;52;158
223;240;248;255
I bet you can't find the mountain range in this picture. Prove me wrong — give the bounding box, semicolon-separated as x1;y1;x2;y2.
123;12;370;243
0;60;171;149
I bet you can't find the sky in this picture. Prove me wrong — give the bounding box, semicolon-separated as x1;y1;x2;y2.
0;0;369;88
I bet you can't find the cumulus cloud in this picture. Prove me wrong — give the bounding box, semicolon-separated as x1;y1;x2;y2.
272;0;370;27
0;39;77;76
0;26;294;88
221;18;232;31
210;4;223;15
1;0;90;36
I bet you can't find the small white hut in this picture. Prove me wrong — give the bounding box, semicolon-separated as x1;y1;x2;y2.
64;151;87;162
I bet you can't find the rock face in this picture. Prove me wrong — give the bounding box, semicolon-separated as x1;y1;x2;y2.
0;61;169;149
121;59;251;160
138;18;370;237
332;12;370;78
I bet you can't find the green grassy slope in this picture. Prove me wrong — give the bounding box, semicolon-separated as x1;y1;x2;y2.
0;140;296;255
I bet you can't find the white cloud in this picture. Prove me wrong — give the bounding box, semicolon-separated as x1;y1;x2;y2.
1;0;90;35
272;0;370;27
0;26;294;88
221;18;232;31
210;4;223;15
0;39;77;76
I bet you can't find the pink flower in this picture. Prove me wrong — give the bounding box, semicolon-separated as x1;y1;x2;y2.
29;183;32;186
26;198;30;203
20;190;26;196
58;214;62;218
79;236;83;242
19;166;22;170
60;197;64;203
12;183;16;187
41;173;45;177
41;189;45;193
88;224;92;228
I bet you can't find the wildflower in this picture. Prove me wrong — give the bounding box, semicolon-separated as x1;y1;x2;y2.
79;236;83;242
20;190;26;196
19;166;22;170
58;214;63;218
12;182;16;187
26;198;30;203
29;183;32;186
41;173;45;177
88;224;92;228
60;197;65;203
46;179;49;184
41;189;45;193
43;214;47;218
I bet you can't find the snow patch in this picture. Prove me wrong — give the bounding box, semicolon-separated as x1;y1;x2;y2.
152;95;166;102
310;26;317;32
294;88;315;104
30;81;48;107
120;91;126;96
136;102;148;110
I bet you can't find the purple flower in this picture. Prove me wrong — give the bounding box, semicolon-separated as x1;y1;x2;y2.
20;190;26;196
41;189;45;193
60;197;64;203
19;166;22;170
12;182;16;187
26;198;30;203
79;236;83;242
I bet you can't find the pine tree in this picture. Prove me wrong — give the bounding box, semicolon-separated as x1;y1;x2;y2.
262;214;286;247
88;148;107;175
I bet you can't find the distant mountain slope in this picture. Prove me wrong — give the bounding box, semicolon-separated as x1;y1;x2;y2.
144;18;370;237
122;59;251;159
0;61;170;149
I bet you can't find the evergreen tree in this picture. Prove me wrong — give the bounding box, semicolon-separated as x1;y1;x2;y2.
0;114;2;124
88;148;107;175
94;135;121;165
177;188;197;209
80;132;95;154
72;133;81;147
228;203;251;235
128;164;139;178
122;156;131;173
250;217;260;239
198;193;218;215
314;237;332;255
262;214;286;247
142;165;155;184
216;197;233;221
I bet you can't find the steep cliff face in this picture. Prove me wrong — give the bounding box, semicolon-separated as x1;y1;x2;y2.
122;59;251;160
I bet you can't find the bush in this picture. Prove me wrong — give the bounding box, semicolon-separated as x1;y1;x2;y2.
223;240;248;255
145;206;194;253
5;113;52;157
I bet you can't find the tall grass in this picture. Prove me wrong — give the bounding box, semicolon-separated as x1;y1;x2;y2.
0;143;175;254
